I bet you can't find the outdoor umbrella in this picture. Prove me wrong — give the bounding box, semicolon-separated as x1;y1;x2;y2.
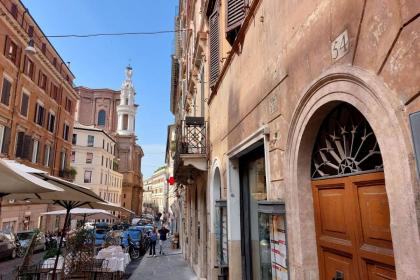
41;207;118;224
0;159;63;195
87;201;135;215
2;163;106;280
0;159;64;228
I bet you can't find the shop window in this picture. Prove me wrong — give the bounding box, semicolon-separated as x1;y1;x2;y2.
257;202;288;279
239;145;268;280
215;200;228;269
1;78;12;106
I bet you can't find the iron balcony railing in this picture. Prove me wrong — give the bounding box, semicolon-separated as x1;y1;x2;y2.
178;116;207;155
174;116;207;176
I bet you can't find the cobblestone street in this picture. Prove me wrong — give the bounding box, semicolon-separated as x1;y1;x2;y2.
129;239;197;280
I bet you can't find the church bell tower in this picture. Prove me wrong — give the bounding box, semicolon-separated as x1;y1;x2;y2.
117;65;137;136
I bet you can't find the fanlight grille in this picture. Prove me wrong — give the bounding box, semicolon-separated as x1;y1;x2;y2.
311;104;383;179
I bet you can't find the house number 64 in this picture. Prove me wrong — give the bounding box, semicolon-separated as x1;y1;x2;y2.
331;30;349;61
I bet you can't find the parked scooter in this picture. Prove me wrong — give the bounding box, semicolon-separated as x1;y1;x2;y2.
15;239;26;258
125;235;140;260
45;234;58;250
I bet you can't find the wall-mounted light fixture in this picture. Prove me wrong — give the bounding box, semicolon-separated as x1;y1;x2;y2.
24;38;36;55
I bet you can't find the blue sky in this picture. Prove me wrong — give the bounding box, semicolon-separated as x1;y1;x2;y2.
21;0;177;178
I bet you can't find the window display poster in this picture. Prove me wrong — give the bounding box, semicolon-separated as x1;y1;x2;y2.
221;208;228;265
270;215;288;280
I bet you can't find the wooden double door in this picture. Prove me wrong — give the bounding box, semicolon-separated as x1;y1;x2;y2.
312;172;396;280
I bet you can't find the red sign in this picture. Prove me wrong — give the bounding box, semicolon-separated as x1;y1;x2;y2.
167;177;175;185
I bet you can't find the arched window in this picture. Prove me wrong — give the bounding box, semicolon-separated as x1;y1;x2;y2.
311;104;383;179
98;110;106;126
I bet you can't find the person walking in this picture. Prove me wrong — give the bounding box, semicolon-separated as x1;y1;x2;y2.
158;225;170;255
149;227;158;257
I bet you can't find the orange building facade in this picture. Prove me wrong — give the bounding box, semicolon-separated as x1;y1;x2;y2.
0;0;78;232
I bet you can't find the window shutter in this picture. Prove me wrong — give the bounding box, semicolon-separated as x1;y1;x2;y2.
227;0;246;32
4;36;10;58
10;4;18;19
34;103;38;122
1;127;11;154
15;46;21;67
28;26;34;38
23;135;33;160
21;93;29;116
15;132;24;157
37;141;42;163
1;79;11;106
209;9;220;88
49;144;55;167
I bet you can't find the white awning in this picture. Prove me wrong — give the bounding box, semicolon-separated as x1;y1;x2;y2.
0;159;63;195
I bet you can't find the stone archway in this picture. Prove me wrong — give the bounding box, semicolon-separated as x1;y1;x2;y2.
209;160;222;278
285;66;420;279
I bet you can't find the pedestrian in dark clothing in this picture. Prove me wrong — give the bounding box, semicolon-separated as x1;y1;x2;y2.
149;227;158;257
158;225;170;255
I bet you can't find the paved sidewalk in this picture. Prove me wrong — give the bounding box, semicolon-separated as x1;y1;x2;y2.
129;238;198;280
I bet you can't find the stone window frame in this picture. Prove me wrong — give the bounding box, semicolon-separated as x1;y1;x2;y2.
0;74;13;108
47;110;56;133
34;100;46;127
44;143;51;167
31;136;40;164
84;170;92;183
0;124;5;154
20;89;30;118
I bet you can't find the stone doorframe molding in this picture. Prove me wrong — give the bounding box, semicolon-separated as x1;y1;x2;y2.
225;125;270;280
209;158;222;235
285;65;420;279
208;158;222;278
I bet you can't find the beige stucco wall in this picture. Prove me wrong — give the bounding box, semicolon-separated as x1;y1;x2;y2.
72;127;123;206
206;0;420;279
144;168;168;213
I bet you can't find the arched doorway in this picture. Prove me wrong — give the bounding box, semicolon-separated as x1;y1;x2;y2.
311;104;395;279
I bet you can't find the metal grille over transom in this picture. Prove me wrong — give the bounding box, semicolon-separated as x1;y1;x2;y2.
311;104;383;178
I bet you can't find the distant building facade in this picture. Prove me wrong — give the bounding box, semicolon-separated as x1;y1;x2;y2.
75;66;144;216
71;124;123;206
0;0;78;232
143;168;167;214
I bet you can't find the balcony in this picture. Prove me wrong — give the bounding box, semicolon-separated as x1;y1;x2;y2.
174;116;208;183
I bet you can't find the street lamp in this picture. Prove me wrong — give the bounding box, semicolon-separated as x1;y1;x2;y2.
24;38;36;55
